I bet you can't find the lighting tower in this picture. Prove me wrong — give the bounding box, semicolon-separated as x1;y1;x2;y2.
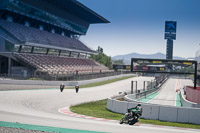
164;21;177;60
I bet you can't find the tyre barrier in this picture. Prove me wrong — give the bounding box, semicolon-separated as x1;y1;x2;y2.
107;96;200;124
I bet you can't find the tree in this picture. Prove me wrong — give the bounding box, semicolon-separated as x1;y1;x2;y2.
90;47;112;69
112;59;124;65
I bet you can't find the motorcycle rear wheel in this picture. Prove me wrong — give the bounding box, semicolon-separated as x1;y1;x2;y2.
128;117;137;125
119;119;124;124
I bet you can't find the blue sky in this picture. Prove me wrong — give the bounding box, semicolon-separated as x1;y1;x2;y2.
78;0;200;58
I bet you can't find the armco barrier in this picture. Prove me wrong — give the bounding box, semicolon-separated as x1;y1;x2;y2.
107;96;200;124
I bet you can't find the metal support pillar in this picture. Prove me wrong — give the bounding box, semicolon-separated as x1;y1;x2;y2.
8;57;11;76
143;81;146;91
135;81;138;93
131;81;133;94
131;81;137;94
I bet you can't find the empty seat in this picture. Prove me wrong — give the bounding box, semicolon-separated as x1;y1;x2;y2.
0;19;94;53
14;53;109;74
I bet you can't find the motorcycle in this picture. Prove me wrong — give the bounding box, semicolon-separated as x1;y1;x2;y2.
119;104;142;125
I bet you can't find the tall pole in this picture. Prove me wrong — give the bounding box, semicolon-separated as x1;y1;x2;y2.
166;39;173;60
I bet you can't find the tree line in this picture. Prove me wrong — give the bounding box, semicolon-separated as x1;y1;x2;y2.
90;46;124;69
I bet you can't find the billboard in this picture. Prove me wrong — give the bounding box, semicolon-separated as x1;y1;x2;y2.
113;64;130;70
131;58;196;74
164;33;176;40
165;21;177;33
164;21;177;40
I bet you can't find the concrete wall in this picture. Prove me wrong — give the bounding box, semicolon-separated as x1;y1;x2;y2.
142;104;160;120
179;90;200;108
186;86;200;104
107;96;200;125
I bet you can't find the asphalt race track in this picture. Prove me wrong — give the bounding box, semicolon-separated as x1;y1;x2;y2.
148;77;194;106
0;76;199;133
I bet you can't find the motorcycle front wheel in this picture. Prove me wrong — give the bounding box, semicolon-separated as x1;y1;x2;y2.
119;119;124;124
128;117;137;125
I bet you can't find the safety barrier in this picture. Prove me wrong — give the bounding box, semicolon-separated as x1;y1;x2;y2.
125;76;168;102
0;74;135;86
179;88;200;108
107;96;200;124
185;86;200;104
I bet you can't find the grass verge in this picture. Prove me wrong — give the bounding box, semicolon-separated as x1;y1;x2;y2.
71;100;123;120
70;99;200;129
66;76;134;89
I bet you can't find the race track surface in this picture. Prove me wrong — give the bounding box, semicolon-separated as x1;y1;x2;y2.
148;77;194;106
0;76;199;133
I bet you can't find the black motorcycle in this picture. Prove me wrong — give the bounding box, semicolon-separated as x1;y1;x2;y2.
119;104;142;125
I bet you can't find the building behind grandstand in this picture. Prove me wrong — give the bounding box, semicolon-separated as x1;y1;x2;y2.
0;0;111;79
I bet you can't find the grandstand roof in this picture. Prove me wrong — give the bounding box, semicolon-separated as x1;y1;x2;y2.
0;19;96;54
19;0;110;24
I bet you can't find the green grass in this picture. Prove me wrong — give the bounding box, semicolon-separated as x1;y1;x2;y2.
27;78;44;80
71;100;123;120
66;76;134;89
70;99;200;129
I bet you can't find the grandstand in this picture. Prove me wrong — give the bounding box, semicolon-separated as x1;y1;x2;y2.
0;0;110;79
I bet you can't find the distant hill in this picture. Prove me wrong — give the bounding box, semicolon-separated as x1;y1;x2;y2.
112;52;193;65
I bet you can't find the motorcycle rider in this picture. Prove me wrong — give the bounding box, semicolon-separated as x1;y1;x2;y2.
75;84;79;93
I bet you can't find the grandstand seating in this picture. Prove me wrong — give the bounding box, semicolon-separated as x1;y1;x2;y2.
0;19;93;52
13;53;109;74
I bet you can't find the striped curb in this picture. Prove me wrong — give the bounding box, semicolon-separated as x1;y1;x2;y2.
58;107;197;131
58;107;119;123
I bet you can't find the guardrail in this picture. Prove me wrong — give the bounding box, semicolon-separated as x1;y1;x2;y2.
125;76;168;101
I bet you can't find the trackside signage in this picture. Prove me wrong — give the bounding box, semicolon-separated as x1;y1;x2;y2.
131;58;197;89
